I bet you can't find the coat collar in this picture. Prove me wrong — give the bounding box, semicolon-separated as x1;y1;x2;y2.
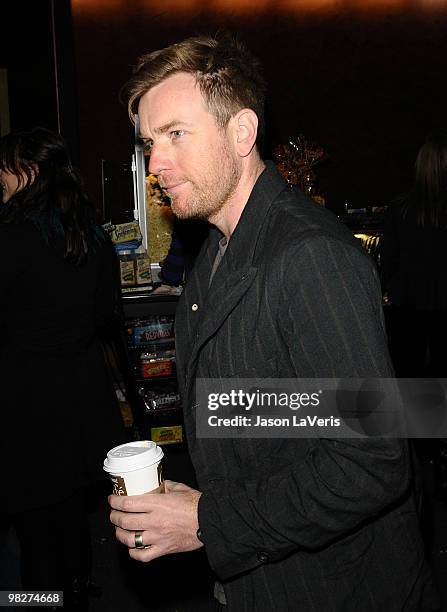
222;160;287;272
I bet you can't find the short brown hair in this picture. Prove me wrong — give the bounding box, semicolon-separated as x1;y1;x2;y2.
122;33;267;149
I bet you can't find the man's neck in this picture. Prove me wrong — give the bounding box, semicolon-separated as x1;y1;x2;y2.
209;157;266;239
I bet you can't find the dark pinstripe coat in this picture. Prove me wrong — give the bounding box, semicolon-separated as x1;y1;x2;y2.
175;163;436;611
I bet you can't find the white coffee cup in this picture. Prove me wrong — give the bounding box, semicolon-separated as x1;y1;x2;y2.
103;440;164;496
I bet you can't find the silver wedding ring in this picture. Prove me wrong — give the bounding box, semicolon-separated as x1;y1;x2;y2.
134;531;145;549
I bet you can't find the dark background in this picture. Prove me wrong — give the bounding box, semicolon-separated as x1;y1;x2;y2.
2;0;447;214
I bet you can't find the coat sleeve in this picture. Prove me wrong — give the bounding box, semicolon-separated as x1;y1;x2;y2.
198;235;410;581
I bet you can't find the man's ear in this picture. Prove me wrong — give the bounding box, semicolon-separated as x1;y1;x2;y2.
231;109;258;157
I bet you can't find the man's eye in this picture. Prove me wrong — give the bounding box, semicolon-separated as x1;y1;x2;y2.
143;140;153;151
171;130;185;139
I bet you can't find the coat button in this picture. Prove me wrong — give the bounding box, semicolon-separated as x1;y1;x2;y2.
191;303;199;311
257;551;269;563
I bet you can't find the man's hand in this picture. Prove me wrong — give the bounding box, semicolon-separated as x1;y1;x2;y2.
109;480;203;562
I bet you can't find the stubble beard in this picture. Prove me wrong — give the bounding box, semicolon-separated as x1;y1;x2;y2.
169;140;241;222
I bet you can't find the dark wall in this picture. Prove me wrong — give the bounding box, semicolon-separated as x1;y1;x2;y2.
71;3;447;213
1;0;78;159
1;2;57;132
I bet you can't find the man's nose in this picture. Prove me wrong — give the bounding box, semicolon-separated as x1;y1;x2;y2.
148;142;171;176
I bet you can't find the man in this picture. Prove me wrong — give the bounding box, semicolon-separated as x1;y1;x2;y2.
109;34;437;611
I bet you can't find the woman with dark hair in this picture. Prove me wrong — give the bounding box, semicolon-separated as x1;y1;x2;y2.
0;128;125;607
382;130;447;377
382;131;447;553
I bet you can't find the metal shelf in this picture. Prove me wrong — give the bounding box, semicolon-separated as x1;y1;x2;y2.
122;294;179;318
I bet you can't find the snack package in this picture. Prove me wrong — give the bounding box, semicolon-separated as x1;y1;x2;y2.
128;316;175;349
109;221;142;245
140;352;175;379
151;425;183;446
138;382;181;412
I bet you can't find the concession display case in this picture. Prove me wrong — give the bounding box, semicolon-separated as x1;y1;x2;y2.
122;296;184;447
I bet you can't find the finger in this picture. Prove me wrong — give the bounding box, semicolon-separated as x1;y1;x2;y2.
114;526;137;548
114;526;158;549
129;545;165;563
110;509;154;531
164;480;192;493
109;493;163;512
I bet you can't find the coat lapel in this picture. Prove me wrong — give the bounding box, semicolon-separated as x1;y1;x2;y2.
186;265;258;377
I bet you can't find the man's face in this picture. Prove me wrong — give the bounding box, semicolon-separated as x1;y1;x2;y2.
138;72;241;221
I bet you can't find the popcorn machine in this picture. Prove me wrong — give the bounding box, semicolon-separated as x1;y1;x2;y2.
132;116;175;269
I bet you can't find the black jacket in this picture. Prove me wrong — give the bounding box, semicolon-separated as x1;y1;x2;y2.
0;222;125;514
382;200;447;310
175;163;436;611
